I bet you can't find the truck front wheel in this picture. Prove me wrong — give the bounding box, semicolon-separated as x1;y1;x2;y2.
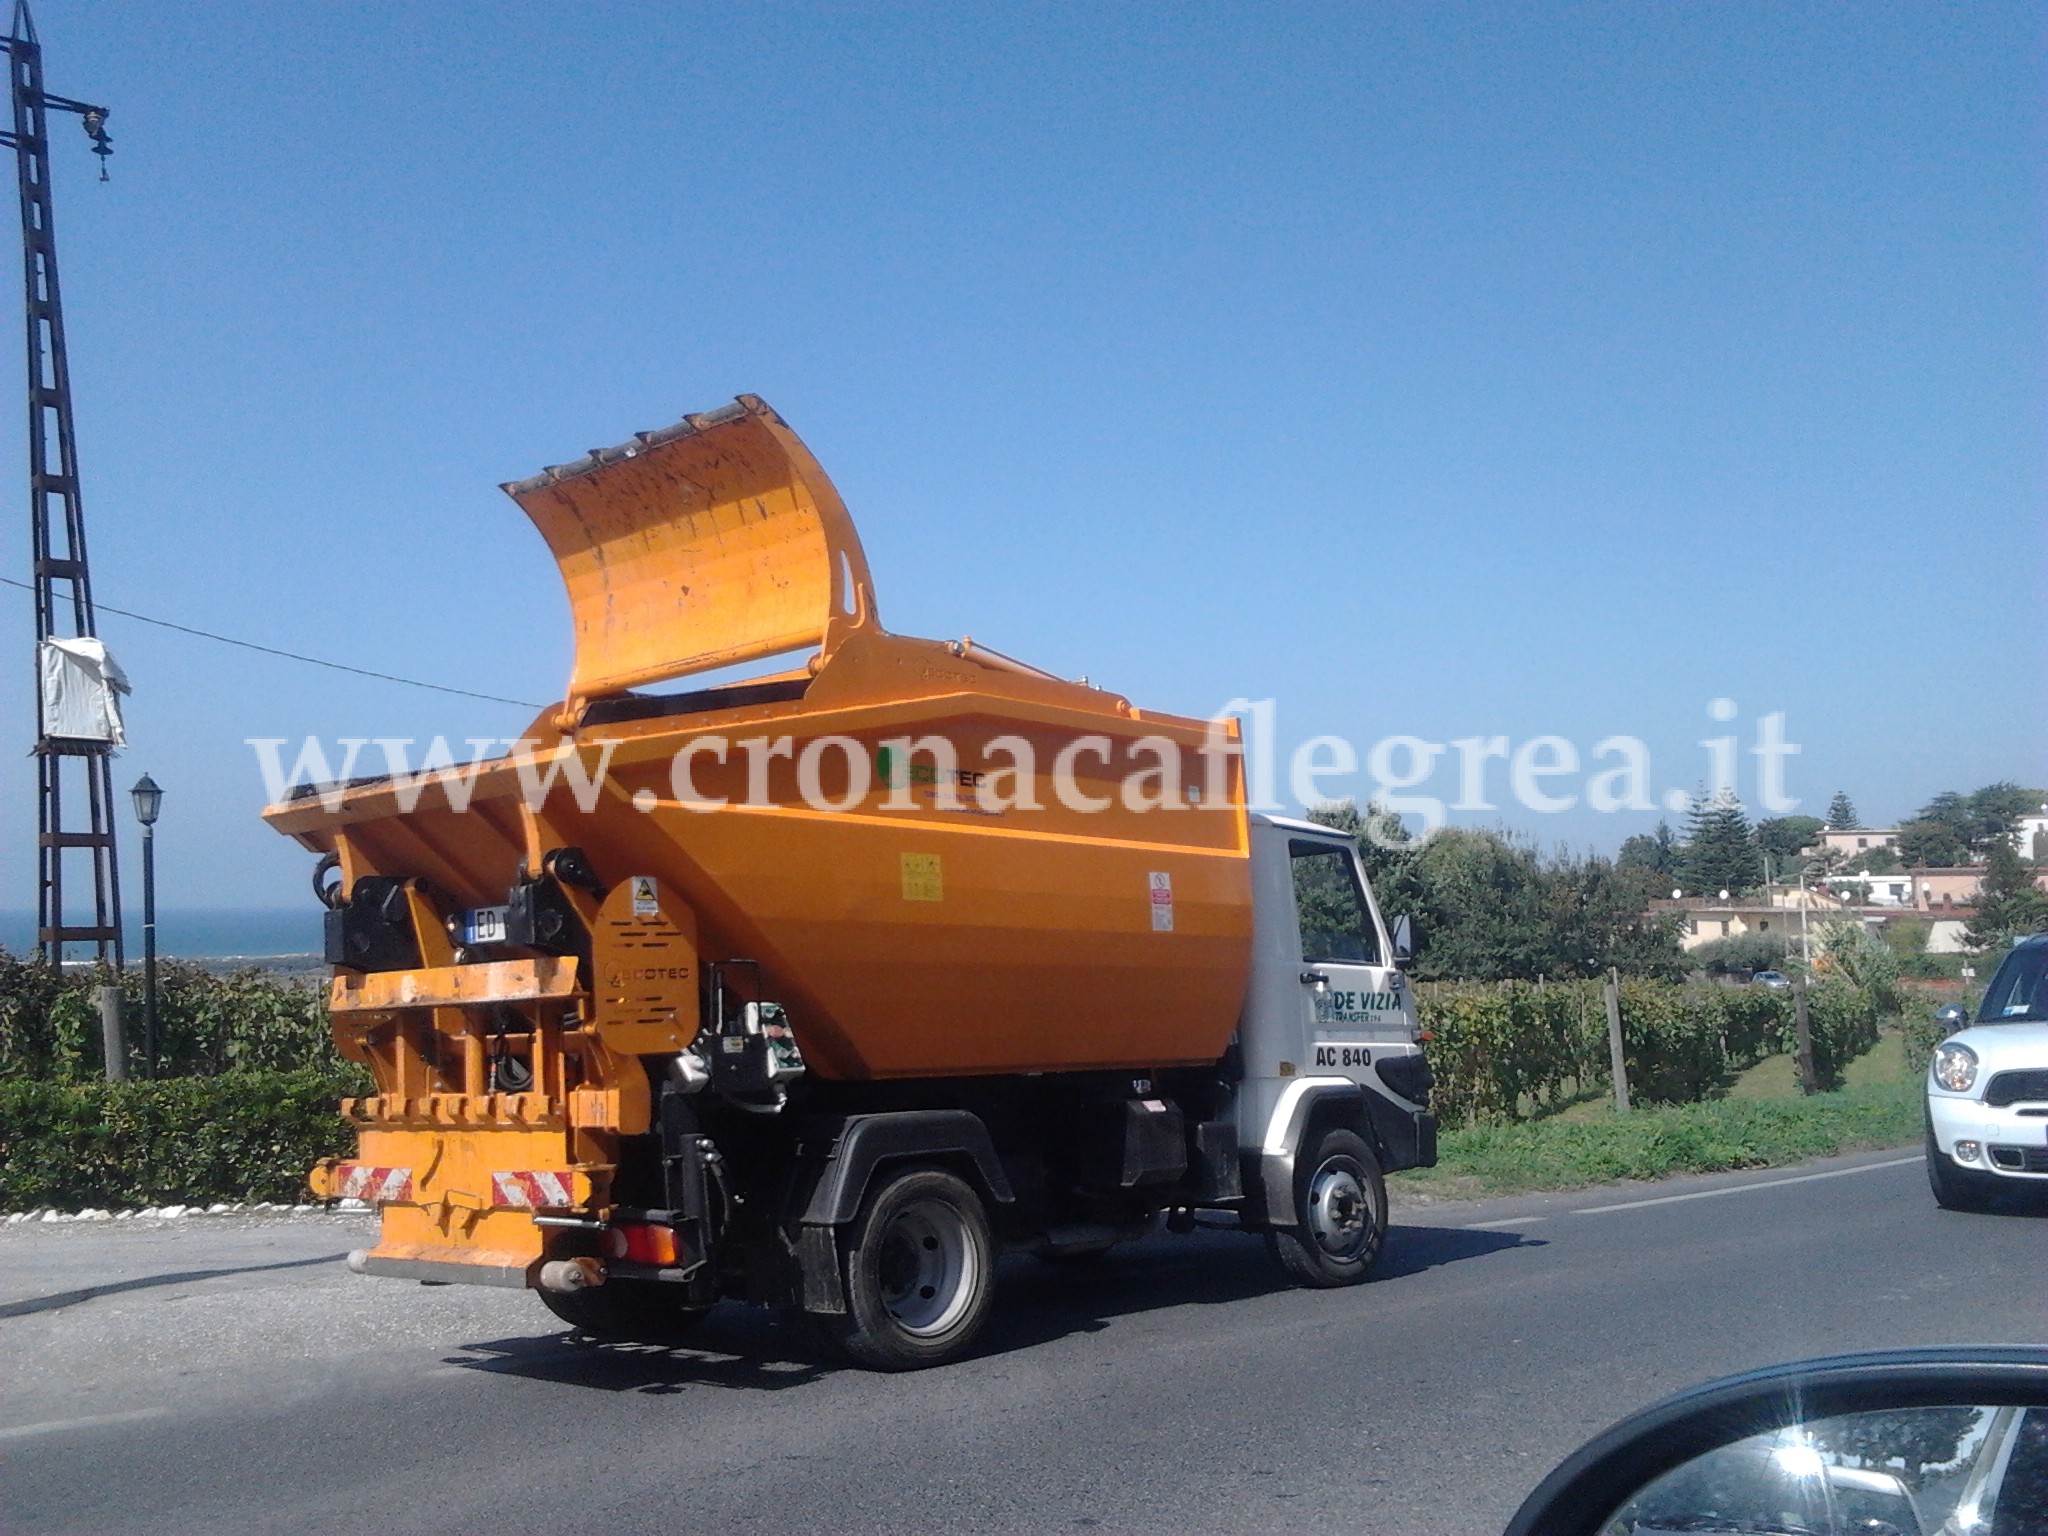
829;1165;995;1371
1268;1128;1386;1288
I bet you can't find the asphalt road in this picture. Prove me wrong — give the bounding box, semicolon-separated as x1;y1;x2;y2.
3;1149;2043;1536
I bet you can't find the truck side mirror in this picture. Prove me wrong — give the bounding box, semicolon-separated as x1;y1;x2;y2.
1390;913;1416;970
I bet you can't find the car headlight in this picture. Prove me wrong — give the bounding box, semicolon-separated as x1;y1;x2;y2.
1932;1042;1979;1094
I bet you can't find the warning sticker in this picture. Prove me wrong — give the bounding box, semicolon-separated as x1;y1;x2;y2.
900;853;944;902
1149;871;1174;932
629;875;660;920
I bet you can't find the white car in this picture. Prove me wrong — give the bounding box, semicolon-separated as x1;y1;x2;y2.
1927;933;2048;1211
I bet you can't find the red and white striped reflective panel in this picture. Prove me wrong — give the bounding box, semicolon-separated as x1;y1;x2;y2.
491;1170;575;1209
334;1164;414;1203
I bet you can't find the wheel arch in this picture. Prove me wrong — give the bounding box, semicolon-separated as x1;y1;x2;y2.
1252;1078;1368;1228
789;1110;1014;1315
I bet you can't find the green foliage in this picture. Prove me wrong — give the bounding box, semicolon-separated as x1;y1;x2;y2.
1883;919;1930;957
1826;792;1859;830
1802;980;1881;1092
1417;979;1799;1127
1618;822;1682;878
1814;920;1905;1017
1810;1408;1984;1486
1896;816;1968;869
1845;845;1900;874
1964;838;2048;952
1682;791;1762;896
1900;1007;1955;1076
0;951;339;1083
1689;932;1792;975
1907;782;2047;862
1311;804;1684;983
1960;782;2045;850
0;1069;358;1210
1755;815;1824;860
1399;1080;1922;1195
1414;974;1884;1126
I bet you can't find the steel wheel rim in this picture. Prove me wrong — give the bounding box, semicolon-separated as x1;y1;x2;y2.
876;1197;977;1336
1307;1159;1372;1258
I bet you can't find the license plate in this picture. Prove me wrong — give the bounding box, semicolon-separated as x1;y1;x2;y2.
461;906;510;946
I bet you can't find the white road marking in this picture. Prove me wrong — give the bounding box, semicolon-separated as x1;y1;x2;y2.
1571;1155;1923;1216
0;1407;168;1441
1461;1215;1551;1229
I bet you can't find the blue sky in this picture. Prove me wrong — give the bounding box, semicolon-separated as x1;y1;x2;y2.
0;1;2040;916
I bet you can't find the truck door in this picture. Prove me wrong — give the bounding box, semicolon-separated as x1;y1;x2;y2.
1287;838;1410;1080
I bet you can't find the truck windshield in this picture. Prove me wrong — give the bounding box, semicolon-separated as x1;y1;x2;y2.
1289;841;1381;966
1976;942;2048;1024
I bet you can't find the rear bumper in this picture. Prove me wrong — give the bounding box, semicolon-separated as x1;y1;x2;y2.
348;1248;538;1288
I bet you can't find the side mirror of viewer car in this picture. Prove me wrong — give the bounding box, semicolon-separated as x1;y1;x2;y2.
1505;1348;2048;1536
1935;1003;1970;1030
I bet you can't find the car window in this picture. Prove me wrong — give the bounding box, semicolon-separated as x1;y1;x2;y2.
1976;944;2048;1024
1289;840;1381;966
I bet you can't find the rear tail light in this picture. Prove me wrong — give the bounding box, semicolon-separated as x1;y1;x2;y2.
603;1223;682;1266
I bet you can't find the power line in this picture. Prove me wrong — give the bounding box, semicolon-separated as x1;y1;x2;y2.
0;575;544;709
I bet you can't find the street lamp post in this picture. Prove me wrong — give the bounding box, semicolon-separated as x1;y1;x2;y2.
130;774;161;1078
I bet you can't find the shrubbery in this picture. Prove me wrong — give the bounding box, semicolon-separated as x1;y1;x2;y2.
0;1069;356;1210
0;950;343;1082
1415;977;1881;1128
0;951;360;1212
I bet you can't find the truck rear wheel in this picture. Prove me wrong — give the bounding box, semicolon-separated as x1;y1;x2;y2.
828;1165;995;1371
540;1280;712;1345
1268;1128;1386;1288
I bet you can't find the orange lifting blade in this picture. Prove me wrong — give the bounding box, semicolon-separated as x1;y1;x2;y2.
503;394;880;709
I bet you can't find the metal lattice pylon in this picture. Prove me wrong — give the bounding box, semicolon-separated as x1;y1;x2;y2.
2;1;120;967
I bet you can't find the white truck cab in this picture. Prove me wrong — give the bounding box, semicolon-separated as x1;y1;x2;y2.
1230;814;1437;1283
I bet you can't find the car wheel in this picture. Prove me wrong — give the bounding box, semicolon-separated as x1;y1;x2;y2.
1268;1127;1387;1288
539;1280;712;1343
1926;1129;1999;1214
827;1165;995;1371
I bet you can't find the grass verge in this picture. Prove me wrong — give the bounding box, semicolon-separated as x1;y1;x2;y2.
1391;1078;1922;1200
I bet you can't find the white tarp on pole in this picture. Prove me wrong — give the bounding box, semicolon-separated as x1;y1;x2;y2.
38;636;130;744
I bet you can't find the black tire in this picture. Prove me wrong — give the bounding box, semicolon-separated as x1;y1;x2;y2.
1268;1127;1387;1288
827;1165;995;1371
539;1280;712;1344
1037;1245;1115;1269
1927;1130;1999;1214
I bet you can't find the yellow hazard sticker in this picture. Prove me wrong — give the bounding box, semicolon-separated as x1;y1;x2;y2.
900;853;944;902
630;875;659;919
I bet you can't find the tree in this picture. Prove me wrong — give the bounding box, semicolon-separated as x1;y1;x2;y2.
1682;791;1762;896
1917;790;1970;832
1755;815;1825;862
1810;1406;1984;1486
1896;817;1969;869
1845;844;1900;875
1304;804;1684;982
1826;791;1859;830
1966;782;2046;853
1964;838;2048;952
1617;821;1682;880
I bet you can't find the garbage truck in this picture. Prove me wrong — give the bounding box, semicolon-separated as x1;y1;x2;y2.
267;395;1436;1370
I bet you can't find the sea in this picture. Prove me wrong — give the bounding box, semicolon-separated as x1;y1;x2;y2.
0;908;321;971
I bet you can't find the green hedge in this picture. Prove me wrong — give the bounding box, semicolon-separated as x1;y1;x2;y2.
1415;978;1882;1128
0;1069;359;1211
0;950;340;1082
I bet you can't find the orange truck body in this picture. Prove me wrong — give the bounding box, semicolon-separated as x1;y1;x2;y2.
267;396;1255;1285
